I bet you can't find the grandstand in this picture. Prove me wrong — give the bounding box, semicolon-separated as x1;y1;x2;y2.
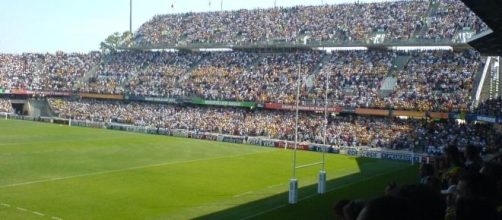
1;0;501;219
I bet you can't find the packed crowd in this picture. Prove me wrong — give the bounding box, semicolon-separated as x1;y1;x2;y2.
0;52;101;91
82;51;202;96
388;50;481;112
134;0;487;46
419;0;489;41
81;51;324;102
82;52;138;94
0;98;12;113
1;49;482;112
236;51;321;103
177;49;479;112
333;145;502;219
48;98;500;153
310;51;395;108
276;49;477;112
419;121;497;155
125;52;201;97
476;97;502;117
180;51;261;100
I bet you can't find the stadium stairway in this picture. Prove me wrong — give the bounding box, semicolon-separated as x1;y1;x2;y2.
380;55;411;97
27;99;56;117
74;54;111;90
489;57;501;100
306;53;330;91
471;56;488;108
178;53;210;83
249;53;266;69
427;0;440;17
498;57;502;98
412;0;440;39
380;77;398;97
476;57;501;107
35;58;45;73
479;64;493;106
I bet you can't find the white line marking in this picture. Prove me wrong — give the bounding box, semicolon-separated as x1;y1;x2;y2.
295;162;323;169
267;184;283;189
233;191;254;198
241;166;411;220
32;211;45;216
16;207;27;212
0;136;127;147
0;151;270;189
2;201;62;219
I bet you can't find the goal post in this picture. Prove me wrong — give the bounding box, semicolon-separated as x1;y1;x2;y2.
288;178;298;204
288;64;329;204
318;170;326;194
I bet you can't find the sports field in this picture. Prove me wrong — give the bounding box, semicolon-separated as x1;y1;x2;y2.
0;119;417;220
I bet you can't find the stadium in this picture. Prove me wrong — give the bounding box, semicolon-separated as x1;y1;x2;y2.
1;0;501;219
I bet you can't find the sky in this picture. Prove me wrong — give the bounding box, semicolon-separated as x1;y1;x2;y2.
0;0;392;53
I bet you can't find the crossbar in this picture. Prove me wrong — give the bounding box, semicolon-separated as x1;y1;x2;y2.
295;162;323;169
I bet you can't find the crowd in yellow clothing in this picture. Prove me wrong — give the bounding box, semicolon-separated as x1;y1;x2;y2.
1;49;482;112
48;98;500;152
135;1;487;46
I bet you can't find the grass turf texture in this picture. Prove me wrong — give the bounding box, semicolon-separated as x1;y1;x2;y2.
0;119;417;220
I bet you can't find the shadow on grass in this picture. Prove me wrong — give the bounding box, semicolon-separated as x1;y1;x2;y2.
195;157;418;220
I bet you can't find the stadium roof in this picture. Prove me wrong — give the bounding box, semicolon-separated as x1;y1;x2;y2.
462;0;502;55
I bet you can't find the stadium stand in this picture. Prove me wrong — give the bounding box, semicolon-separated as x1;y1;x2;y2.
125;52;202;98
310;50;394;108
133;1;487;47
418;0;490;41
48;98;501;154
389;49;481;112
0;0;501;219
2;49;480;112
0;52;101;91
179;51;263;101
476;97;502;117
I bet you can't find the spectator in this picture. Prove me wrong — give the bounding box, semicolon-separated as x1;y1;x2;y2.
134;1;486;47
356;195;412;220
455;196;498;220
48;98;500;153
0;52;101;91
0;98;12;113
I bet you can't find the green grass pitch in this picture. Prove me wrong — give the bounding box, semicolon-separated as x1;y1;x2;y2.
0;119;417;220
